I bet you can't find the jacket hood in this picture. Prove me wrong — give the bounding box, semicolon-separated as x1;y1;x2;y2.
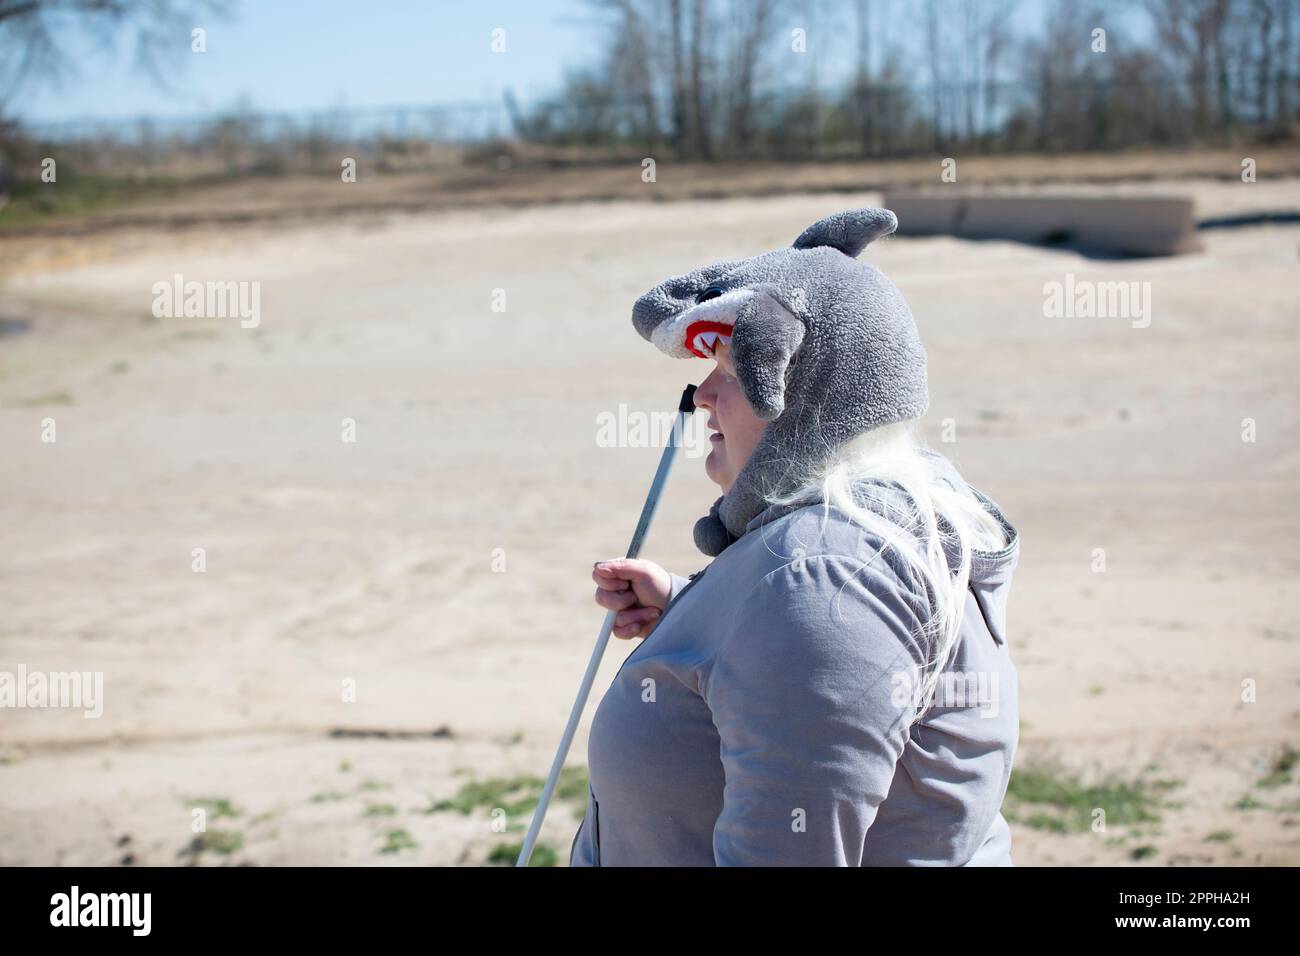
737;447;1020;592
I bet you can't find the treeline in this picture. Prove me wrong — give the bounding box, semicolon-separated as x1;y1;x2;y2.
3;0;1297;191
509;0;1299;158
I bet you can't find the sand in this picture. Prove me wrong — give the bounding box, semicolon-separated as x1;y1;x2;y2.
1;179;1298;865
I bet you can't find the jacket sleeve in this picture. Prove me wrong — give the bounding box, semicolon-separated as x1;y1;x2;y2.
701;554;927;866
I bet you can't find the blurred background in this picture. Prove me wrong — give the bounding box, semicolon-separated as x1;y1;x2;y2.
1;0;1297;867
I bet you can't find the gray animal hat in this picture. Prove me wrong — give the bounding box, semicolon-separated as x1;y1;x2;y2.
632;207;929;557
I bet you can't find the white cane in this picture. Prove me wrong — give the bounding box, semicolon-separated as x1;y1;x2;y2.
516;383;697;867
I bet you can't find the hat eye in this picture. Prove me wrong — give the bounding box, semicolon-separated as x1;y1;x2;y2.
695;285;725;304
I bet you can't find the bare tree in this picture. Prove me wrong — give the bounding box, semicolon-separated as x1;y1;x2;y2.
727;0;776;151
851;0;877;152
925;0;945;149
544;0;1295;159
1276;0;1296;123
0;0;230;104
668;0;689;152
1145;0;1238;135
608;0;663;144
0;0;232;193
688;0;712;157
1244;0;1299;127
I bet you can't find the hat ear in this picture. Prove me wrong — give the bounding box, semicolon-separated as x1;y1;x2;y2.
731;286;805;421
792;207;898;257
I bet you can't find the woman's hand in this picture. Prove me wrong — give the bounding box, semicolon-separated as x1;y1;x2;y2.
592;558;673;639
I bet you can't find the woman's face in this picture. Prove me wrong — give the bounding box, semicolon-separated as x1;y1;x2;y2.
693;340;767;492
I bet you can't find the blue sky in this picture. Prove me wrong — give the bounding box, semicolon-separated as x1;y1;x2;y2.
14;0;597;122
11;0;1145;125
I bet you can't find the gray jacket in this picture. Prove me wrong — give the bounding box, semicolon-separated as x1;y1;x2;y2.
569;452;1021;866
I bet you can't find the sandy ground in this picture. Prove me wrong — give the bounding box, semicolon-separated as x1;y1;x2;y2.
1;179;1298;866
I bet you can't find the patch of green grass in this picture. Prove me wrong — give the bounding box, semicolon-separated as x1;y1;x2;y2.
13;390;74;407
1257;744;1298;790
358;779;390;792
430;765;589;821
174;329;221;341
1004;761;1176;834
0;173;191;228
364;803;397;817
379;829;417;854
554;765;590;802
188;796;239;819
310;791;345;803
1234;793;1268;811
1130;845;1158;861
339;760;352;773
193;829;244;855
1204;830;1234;843
432;775;543;817
490;841;557;867
1010;811;1069;834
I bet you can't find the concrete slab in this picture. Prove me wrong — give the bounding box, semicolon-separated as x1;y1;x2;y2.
883;192;1201;256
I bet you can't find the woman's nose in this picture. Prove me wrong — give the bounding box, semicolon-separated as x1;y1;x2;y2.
693;368;718;410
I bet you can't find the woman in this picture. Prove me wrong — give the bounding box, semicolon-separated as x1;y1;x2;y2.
569;208;1021;866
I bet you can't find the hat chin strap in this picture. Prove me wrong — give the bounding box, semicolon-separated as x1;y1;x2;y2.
693;497;737;557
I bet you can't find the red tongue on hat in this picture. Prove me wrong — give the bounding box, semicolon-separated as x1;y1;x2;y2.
684;319;735;359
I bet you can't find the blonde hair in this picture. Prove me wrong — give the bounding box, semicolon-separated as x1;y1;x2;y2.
762;418;1007;724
